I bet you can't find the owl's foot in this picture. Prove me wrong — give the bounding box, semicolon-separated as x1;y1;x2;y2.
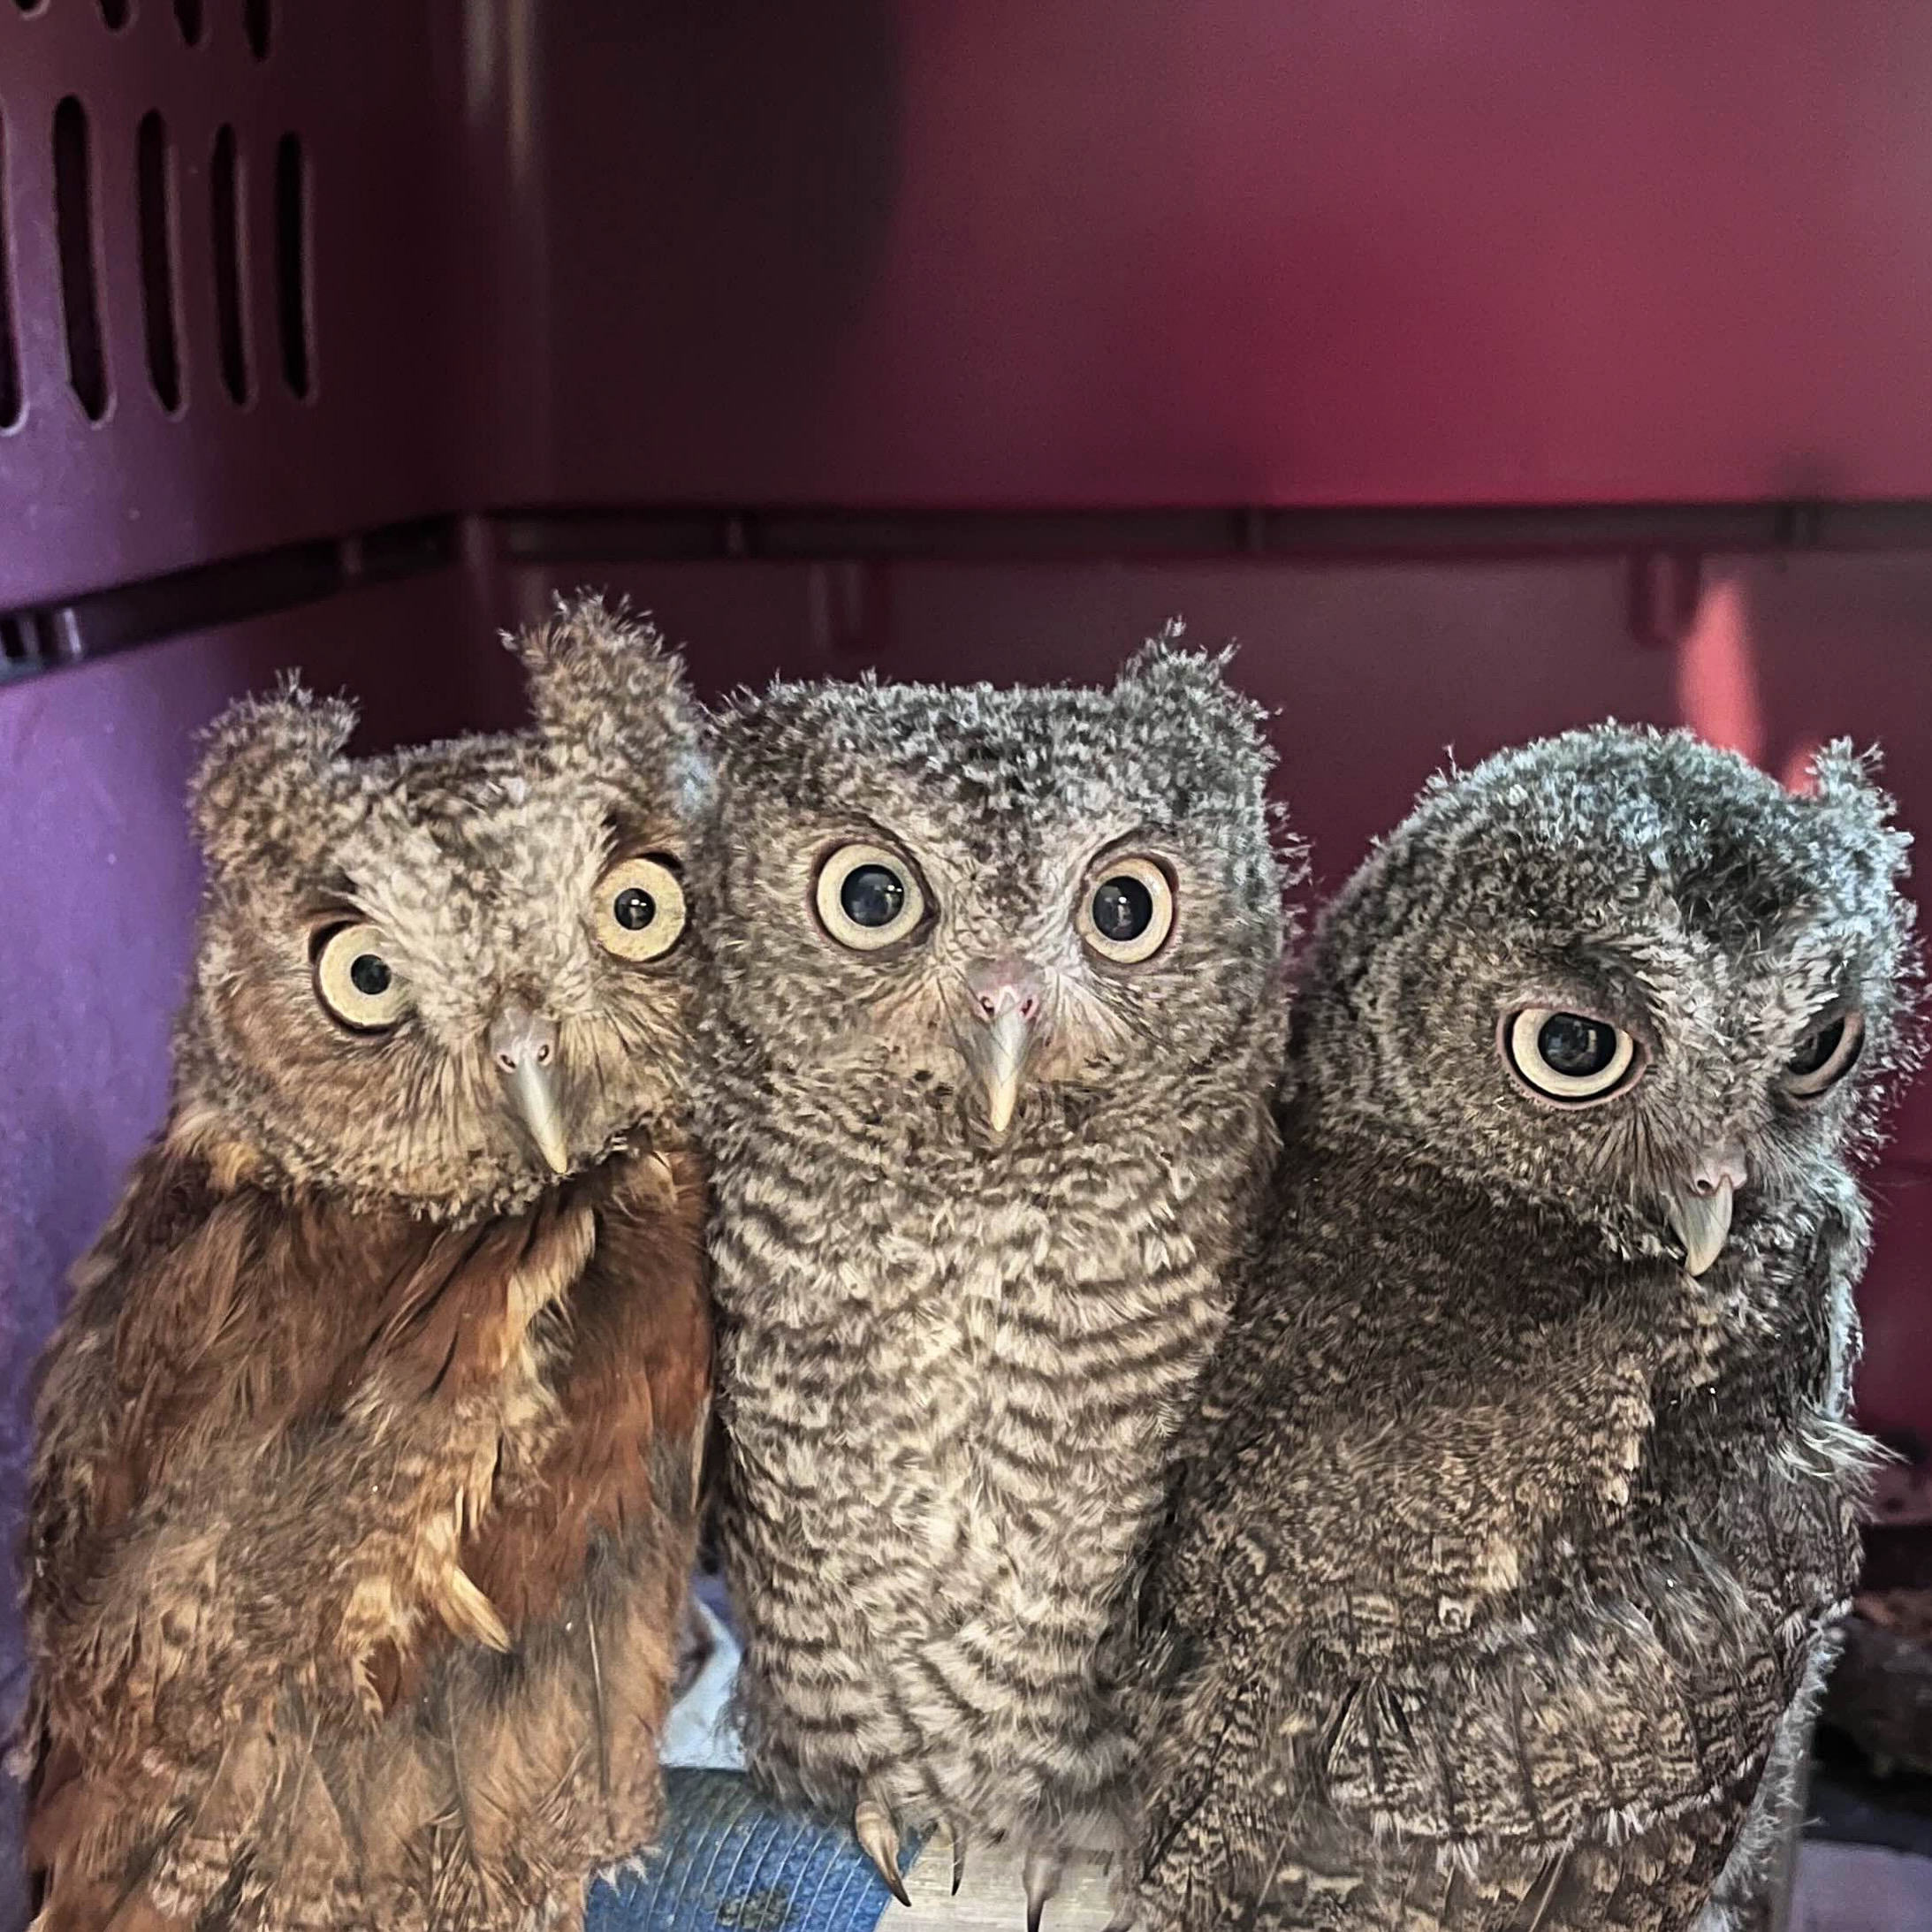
1023;1848;1065;1932
854;1796;912;1907
948;1822;966;1895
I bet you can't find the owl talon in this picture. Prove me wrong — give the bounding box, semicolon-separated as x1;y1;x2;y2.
1024;1849;1064;1932
949;1822;966;1894
855;1799;911;1907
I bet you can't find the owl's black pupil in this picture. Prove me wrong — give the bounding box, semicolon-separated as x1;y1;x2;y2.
349;954;392;998
840;864;905;929
1789;1018;1844;1076
1092;875;1154;943
1538;1013;1615;1077
613;886;656;931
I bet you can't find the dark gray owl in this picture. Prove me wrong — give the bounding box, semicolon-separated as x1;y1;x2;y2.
19;603;713;1932
693;633;1295;1921
1130;726;1921;1932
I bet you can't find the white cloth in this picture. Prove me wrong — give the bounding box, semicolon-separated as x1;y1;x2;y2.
658;1594;745;1771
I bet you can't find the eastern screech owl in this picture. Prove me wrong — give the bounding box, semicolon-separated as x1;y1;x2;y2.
19;601;712;1932
695;632;1295;1922
1131;726;1921;1932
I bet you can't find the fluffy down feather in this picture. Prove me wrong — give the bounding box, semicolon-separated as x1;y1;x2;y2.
696;635;1296;1913
16;598;712;1932
1130;726;1921;1932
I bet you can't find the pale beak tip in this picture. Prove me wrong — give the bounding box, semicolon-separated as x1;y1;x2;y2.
503;1051;573;1179
1667;1177;1735;1277
976;1005;1030;1145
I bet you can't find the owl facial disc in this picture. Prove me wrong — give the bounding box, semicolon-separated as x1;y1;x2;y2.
963;955;1044;1142
1665;1142;1748;1276
490;1003;570;1175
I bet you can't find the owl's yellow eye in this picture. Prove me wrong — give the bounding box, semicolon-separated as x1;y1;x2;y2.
595;856;688;962
815;843;927;951
1783;1010;1864;1099
1079;856;1175;965
1503;1008;1640;1104
314;923;408;1032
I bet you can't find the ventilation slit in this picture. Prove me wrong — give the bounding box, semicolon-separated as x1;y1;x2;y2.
210;125;249;404
136;113;182;413
171;0;202;44
54;98;109;422
98;0;131;27
0;113;21;430
0;610;76;673
272;133;311;399
243;0;270;58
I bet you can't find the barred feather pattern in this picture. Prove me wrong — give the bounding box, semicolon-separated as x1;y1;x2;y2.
696;642;1294;1874
713;1071;1280;1854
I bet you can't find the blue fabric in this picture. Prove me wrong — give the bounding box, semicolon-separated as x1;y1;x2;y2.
589;1771;928;1932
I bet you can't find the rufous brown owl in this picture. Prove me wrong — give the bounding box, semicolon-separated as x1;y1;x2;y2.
17;600;712;1932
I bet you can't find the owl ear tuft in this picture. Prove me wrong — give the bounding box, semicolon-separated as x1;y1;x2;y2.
189;677;356;868
1115;619;1275;775
513;593;697;745
1808;738;1891;812
1115;618;1240;691
1807;739;1912;867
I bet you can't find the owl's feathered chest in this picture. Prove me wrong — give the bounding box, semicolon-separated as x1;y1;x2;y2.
712;1091;1270;1827
713;1106;1248;1452
1159;1147;1867;1686
1133;1150;1873;1932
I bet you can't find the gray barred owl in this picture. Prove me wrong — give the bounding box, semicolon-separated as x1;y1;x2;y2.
19;603;712;1932
694;633;1295;1923
1131;726;1921;1932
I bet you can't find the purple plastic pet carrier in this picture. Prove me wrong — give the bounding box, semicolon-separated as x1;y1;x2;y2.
4;7;1932;1926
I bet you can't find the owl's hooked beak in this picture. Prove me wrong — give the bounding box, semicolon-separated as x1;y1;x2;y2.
491;1004;571;1176
963;955;1044;1144
1665;1142;1749;1276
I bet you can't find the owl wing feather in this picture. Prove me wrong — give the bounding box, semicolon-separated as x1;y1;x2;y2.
1137;1145;1861;1932
20;1137;710;1932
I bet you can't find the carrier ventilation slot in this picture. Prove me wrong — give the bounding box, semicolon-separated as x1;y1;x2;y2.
244;0;271;58
172;0;203;44
98;0;132;26
0;609;80;676
0;112;21;430
137;112;183;414
273;133;311;399
54;97;109;422
210;124;250;404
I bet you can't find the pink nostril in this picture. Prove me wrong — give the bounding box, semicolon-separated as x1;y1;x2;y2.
1690;1143;1750;1197
489;1004;559;1075
965;956;1046;1025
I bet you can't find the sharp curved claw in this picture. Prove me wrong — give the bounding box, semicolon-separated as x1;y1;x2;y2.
949;1823;966;1896
855;1799;911;1908
1024;1850;1064;1932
